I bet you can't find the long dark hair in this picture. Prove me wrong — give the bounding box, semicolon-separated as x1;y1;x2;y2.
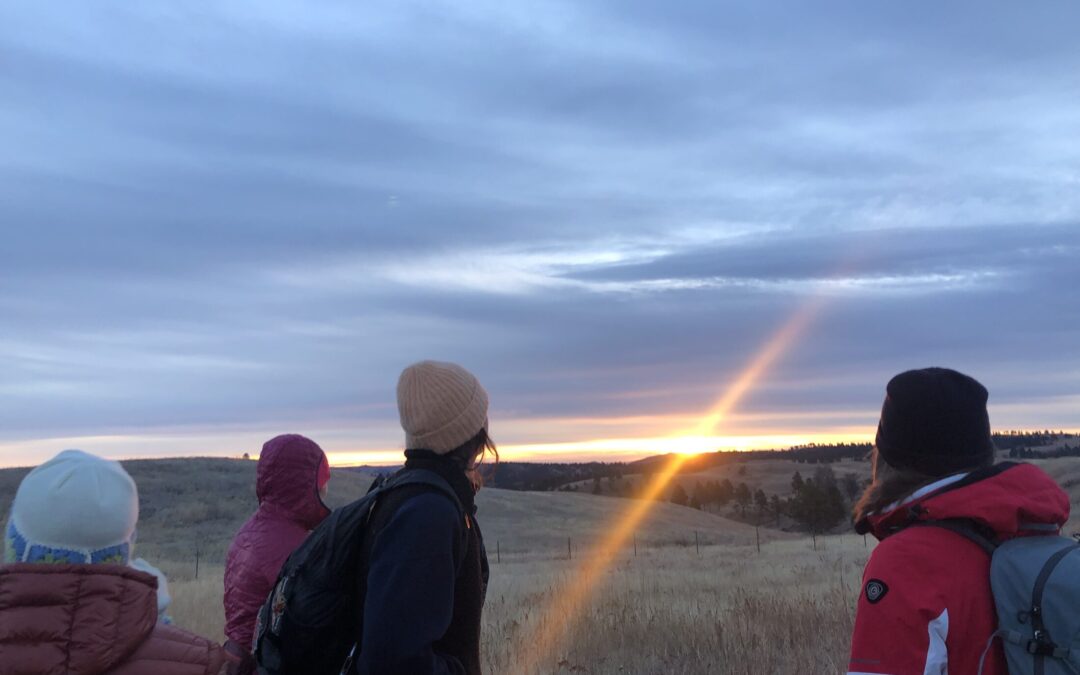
852;446;998;523
447;427;499;489
852;449;937;523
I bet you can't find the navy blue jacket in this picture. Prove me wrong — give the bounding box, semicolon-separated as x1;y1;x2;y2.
356;454;488;675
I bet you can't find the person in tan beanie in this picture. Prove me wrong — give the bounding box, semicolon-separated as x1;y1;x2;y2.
352;360;494;675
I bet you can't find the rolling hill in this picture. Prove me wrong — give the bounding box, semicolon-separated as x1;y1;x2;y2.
0;457;781;569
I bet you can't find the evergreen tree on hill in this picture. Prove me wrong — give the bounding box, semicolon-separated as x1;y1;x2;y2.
670;483;690;507
690;481;706;510
719;479;735;505
791;471;804;493
769;494;783;527
734;482;752;516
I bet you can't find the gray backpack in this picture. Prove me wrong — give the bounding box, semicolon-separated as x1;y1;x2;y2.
927;520;1080;675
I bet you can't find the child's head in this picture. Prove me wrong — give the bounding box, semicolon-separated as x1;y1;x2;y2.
4;449;138;565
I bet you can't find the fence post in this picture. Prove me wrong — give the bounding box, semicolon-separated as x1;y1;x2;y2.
195;546;200;580
863;533;867;548
497;540;501;564
695;531;700;555
634;533;637;558
812;532;817;551
568;537;572;560
755;525;761;554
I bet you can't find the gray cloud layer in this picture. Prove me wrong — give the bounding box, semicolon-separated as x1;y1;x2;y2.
2;1;1079;455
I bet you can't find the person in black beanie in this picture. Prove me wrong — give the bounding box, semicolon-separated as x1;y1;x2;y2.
847;367;1069;675
857;367;996;514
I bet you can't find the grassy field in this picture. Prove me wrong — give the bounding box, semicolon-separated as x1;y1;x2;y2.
167;535;867;675
4;455;1080;674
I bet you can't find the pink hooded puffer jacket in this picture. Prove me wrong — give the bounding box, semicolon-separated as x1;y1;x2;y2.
223;435;330;656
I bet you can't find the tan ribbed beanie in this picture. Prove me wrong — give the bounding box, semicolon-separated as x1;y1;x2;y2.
397;360;489;454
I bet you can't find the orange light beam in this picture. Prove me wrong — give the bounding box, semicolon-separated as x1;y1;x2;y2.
691;298;823;438
513;299;824;675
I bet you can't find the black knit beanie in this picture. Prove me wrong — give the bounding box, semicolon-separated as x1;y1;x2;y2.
875;367;995;477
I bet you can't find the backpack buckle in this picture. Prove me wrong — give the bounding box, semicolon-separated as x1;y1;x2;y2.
1028;632;1057;656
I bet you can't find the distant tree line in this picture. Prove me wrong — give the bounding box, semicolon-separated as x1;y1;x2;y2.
663;465;865;535
630;442;873;477
479;461;629;491
992;431;1078;451
1009;444;1080;459
415;431;1078;493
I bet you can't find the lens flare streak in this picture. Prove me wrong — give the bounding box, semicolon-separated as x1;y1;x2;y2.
513;300;823;674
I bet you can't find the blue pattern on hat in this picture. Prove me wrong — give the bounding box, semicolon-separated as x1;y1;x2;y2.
26;544;86;564
4;520;27;563
90;543;131;564
4;518;130;565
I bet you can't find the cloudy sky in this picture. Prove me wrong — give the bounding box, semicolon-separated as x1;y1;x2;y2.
2;2;1079;466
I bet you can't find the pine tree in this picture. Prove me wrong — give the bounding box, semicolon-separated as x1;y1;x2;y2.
718;479;735;505
670;483;690;507
769;494;782;527
734;482;752;516
753;489;768;524
791;471;804;493
691;481;707;510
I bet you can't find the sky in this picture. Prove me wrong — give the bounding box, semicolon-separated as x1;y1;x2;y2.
2;2;1079;467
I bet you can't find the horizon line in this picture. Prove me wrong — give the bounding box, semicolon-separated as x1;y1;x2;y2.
1;427;1076;471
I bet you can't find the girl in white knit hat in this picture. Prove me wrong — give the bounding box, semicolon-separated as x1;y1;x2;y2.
1;449;228;674
348;360;494;675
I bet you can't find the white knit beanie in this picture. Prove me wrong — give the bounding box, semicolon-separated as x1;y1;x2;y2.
4;449;139;565
397;360;489;454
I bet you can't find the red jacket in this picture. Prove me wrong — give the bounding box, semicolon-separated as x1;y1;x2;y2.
0;563;227;675
223;435;330;652
848;462;1069;675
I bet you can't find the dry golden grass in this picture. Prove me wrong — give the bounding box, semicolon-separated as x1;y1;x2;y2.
168;564;227;641
165;537;870;674
481;536;868;675
1030;457;1080;534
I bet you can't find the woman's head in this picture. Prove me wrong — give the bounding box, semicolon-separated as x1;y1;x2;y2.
4;449;138;565
875;367;994;476
397;360;495;483
854;367;996;522
397;360;489;453
256;434;332;528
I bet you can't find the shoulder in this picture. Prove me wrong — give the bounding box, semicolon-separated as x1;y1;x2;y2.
116;624;227;675
229;509;307;560
868;525;991;592
367;489;465;557
876;524;991;561
388;490;463;530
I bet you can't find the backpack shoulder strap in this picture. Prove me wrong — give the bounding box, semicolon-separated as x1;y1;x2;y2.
380;468;465;514
914;518;999;556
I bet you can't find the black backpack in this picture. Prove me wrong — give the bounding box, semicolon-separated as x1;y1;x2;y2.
252;469;465;675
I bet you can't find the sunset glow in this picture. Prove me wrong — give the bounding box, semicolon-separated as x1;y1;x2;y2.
514;301;824;673
0;430;875;470
477;431;871;463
